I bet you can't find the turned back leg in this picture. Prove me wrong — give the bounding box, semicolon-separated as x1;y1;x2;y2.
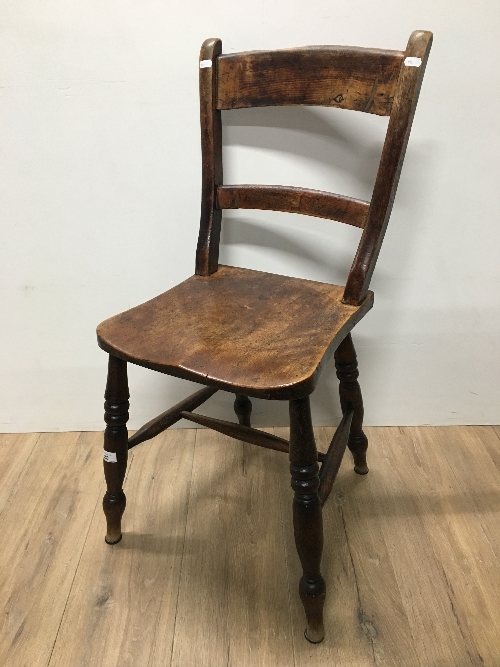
334;333;369;475
102;355;130;544
289;397;326;643
234;394;252;427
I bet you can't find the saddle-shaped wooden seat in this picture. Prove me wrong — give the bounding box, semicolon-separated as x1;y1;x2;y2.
97;30;432;644
97;265;373;400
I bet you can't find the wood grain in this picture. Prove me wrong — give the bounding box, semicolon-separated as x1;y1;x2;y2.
0;432;39;515
128;385;217;448
102;355;129;545
1;427;499;665
289;397;326;643
48;429;196;667
322;426;421;667
171;427;295;667
318;409;353;506
217;46;404;115
180;410;291;453
335;333;369;474
0;432;104;667
97;265;374;400
196;37;223;276
367;427;490;666
277;426;379;665
432;427;500;571
405;426;500;665
217;185;369;228
487;424;500;469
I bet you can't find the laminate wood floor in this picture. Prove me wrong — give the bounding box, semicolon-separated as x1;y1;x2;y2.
0;426;499;666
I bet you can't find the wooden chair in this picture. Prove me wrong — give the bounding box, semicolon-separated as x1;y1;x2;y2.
97;30;432;643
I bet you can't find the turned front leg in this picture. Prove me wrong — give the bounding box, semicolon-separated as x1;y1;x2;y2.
102;355;129;545
234;394;252;427
289;397;326;643
334;334;369;475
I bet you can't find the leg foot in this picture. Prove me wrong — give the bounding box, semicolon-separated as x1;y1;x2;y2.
350;434;369;475
301;575;326;643
334;334;369;475
102;355;129;545
304;629;325;644
103;491;126;544
289;397;326;643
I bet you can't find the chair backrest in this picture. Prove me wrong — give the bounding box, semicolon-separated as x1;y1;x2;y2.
195;32;432;306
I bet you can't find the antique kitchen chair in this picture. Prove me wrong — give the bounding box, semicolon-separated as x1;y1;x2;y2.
97;31;432;644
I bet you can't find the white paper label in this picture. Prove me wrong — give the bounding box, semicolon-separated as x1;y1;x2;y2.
404;57;422;67
103;450;117;463
200;59;212;69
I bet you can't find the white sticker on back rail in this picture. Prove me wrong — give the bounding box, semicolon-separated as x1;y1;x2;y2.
404;57;422;67
200;59;212;69
103;450;117;463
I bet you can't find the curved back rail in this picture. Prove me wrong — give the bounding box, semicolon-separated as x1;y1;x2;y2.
217;185;369;229
216;46;403;114
196;32;433;306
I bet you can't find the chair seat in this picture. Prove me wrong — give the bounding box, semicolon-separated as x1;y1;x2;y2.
97;265;373;399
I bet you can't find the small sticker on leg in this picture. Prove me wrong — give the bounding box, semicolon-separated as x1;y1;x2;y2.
103;450;117;463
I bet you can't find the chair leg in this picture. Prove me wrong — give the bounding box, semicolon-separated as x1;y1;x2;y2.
289;397;326;643
334;333;369;475
102;355;130;545
234;394;252;427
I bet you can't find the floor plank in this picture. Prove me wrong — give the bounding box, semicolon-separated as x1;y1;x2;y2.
485;425;500;471
0;432;103;667
277;426;420;667
408;426;500;665
171;428;295;667
0;432;40;515
329;427;420;667
48;429;195;667
1;426;499;667
277;426;375;667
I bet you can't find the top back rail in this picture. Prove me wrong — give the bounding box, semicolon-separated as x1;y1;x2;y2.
216;46;403;114
196;32;433;306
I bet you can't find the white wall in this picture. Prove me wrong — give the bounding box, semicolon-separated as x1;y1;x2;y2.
1;1;499;431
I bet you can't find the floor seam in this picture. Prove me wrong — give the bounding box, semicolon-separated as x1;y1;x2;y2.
339;505;377;666
491;425;500;441
46;473;102;667
165;429;197;667
276;427;298;667
0;432;42;519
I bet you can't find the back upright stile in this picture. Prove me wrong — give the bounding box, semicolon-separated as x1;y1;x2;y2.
96;31;432;645
344;31;433;305
196;38;223;277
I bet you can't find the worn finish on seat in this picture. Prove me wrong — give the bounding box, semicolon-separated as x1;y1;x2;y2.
97;265;373;400
97;30;432;646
